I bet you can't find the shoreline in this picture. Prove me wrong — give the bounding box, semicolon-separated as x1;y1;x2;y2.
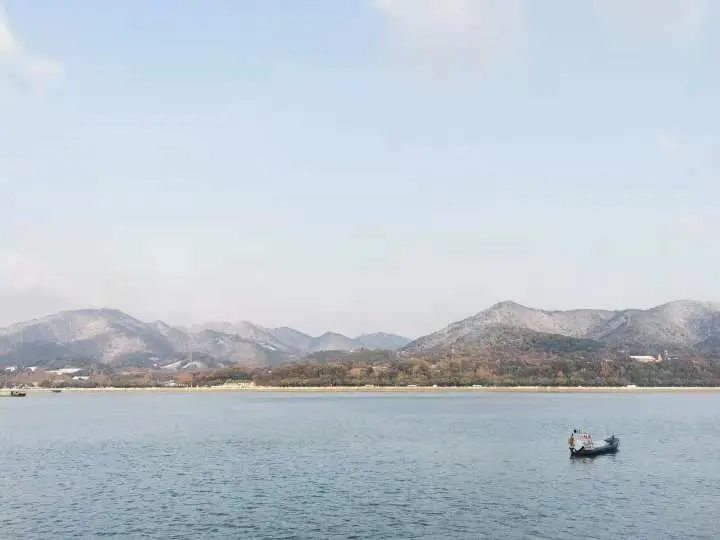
13;385;720;394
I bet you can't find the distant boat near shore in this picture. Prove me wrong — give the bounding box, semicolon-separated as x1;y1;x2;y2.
0;389;27;397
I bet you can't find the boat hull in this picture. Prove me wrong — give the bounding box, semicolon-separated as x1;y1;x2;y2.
570;436;619;458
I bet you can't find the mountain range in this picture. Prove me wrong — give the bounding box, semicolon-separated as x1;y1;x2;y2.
402;299;720;358
0;309;410;369
2;299;720;371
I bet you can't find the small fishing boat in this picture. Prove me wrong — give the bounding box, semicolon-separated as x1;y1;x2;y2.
50;388;62;393
9;389;27;397
568;429;619;457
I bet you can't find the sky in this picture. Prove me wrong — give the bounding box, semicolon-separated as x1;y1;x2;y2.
0;0;718;338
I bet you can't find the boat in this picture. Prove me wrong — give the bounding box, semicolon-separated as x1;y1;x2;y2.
568;429;619;457
50;388;62;393
9;389;27;397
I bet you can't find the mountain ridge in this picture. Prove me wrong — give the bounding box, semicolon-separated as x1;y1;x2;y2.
0;308;411;368
401;299;720;356
4;299;720;371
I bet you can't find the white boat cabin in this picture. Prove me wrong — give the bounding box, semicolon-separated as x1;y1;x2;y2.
569;429;595;450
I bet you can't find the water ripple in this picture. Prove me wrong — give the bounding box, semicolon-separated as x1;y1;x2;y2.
1;392;719;538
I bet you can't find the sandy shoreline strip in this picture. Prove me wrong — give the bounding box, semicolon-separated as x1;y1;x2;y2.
14;385;720;394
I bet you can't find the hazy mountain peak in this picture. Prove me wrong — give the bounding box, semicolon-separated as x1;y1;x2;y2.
307;332;358;353
266;327;313;353
487;300;528;311
651;299;720;315
273;326;309;334
355;332;411;350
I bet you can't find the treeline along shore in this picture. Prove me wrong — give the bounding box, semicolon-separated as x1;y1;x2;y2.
172;349;720;388
7;348;720;389
17;385;720;394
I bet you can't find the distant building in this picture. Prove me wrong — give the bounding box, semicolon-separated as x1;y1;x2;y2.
47;368;84;375
629;354;663;363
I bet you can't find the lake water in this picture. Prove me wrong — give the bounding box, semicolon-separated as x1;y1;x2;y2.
1;391;719;539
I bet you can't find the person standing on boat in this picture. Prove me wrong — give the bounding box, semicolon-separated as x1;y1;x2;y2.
568;431;575;448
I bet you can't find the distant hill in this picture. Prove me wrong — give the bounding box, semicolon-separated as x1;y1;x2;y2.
306;332;359;353
0;309;411;368
267;327;313;352
355;332;411;350
402;299;720;358
0;309;177;367
190;321;293;353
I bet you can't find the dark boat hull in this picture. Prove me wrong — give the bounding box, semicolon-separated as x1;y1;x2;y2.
570;436;619;458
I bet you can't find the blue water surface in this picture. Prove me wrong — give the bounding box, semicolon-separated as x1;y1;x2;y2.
1;391;718;539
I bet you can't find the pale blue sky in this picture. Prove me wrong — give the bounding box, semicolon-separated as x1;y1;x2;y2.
0;0;718;337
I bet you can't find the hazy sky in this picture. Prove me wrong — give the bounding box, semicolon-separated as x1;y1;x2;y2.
0;1;718;337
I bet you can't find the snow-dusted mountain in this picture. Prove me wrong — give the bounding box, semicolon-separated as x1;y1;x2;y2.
0;309;410;367
402;299;720;355
190;321;293;352
4;300;719;369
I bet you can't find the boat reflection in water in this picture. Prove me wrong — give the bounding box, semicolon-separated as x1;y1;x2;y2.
568;428;619;458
